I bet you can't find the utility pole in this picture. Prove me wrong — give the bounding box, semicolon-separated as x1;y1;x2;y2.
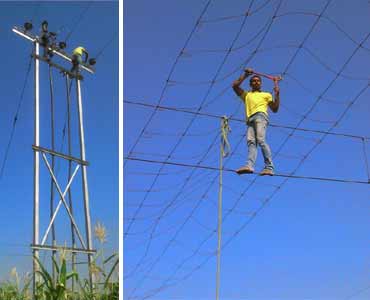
13;21;97;296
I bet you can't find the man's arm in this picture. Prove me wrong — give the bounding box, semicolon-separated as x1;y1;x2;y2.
232;68;253;96
269;85;280;113
83;49;89;63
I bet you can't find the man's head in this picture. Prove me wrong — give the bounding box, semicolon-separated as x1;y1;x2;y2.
249;75;262;91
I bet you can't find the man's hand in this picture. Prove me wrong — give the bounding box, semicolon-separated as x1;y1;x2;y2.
273;85;280;95
244;68;254;76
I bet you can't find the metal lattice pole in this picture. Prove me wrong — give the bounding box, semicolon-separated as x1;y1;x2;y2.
13;22;97;295
33;39;40;297
76;77;95;286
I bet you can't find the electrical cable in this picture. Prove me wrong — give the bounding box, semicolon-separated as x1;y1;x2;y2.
125;156;370;185
0;54;33;180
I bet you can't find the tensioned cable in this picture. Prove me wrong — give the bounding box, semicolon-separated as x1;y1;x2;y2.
0;54;33;180
124;1;214;247
194;11;370;55
124;0;213;170
125;157;369;185
126;2;321;295
124;131;222;279
252;44;369;81
183;7;370;90
64;1;94;42
126;76;366;289
125;1;366;296
125;0;252;241
95;31;118;59
124;100;369;140
137;81;370;300
126;2;370;298
173;42;370;86
125;0;273;291
275;11;370;53
274;30;370;161
202;0;274;23
283;72;349;105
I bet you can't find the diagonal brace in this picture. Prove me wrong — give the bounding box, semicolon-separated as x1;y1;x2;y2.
41;164;80;245
41;153;87;249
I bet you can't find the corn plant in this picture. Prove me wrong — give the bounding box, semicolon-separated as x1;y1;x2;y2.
35;256;78;300
0;268;31;300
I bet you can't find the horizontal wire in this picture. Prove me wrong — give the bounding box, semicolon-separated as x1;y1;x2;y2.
125;156;370;185
125;100;370;140
127;3;370;298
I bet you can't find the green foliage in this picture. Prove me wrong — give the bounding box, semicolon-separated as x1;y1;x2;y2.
0;268;32;300
0;251;119;300
35;256;78;300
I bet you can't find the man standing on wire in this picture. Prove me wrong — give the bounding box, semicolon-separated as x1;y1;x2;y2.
71;46;89;74
232;68;280;176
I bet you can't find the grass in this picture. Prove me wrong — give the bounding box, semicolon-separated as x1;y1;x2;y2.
0;222;119;300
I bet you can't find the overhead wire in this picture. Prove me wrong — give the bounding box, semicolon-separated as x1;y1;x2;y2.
125;157;370;185
124;100;370;140
64;1;94;42
138;80;370;300
124;0;214;238
0;54;33;180
126;2;370;300
200;0;274;24
126;1;340;295
126;1;370;298
95;31;118;59
126;0;275;291
124;0;213;170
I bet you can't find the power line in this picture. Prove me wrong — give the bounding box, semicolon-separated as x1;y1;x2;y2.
124;99;370;140
0;54;33;180
126;1;279;295
124;0;213;238
64;1;94;42
95;31;118;59
125;156;370;185
125;1;367;298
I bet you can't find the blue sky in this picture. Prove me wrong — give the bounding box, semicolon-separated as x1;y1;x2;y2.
0;1;118;279
124;1;370;300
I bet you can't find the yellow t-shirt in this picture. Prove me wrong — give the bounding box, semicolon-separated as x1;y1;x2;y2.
73;47;86;56
240;90;273;118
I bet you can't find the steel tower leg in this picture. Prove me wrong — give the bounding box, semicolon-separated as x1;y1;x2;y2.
76;77;94;287
33;40;40;297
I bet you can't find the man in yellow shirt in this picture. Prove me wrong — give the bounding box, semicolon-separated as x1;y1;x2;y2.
232;68;280;176
71;46;89;74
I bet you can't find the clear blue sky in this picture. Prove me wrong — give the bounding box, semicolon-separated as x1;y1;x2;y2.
0;1;118;279
124;1;370;300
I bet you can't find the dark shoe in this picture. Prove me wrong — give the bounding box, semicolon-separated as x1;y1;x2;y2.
260;168;274;176
236;165;254;175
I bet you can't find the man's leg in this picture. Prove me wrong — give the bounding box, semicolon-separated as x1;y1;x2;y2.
255;118;274;172
236;124;256;174
246;123;258;170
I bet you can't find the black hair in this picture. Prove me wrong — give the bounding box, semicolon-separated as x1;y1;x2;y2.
249;74;262;84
